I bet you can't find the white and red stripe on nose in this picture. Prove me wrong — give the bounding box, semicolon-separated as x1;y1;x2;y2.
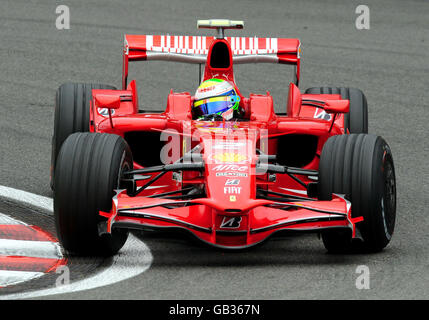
0;213;66;287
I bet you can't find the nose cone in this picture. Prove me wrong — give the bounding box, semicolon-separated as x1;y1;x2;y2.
201;129;257;211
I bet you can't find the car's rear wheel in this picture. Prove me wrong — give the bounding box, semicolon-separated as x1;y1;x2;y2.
318;134;396;253
305;87;368;134
51;82;116;189
54;132;131;256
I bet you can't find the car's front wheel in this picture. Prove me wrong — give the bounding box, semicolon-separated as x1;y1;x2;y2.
318;134;396;253
54;132;131;256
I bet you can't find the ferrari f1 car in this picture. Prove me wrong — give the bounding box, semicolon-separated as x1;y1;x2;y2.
51;19;396;255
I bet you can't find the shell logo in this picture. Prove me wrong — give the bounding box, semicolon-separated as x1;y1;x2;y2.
212;153;248;163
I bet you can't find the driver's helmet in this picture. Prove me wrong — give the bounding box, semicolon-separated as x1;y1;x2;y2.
192;78;242;120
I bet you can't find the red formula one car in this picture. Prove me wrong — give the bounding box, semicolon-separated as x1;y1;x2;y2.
51;20;396;255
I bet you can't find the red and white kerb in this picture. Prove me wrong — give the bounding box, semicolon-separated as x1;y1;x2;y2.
0;213;66;287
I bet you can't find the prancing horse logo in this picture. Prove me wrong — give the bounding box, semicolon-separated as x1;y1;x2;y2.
220;216;242;229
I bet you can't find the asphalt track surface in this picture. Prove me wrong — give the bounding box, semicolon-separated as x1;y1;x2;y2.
0;0;428;299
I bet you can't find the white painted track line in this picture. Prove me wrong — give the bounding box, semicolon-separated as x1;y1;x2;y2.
0;213;27;225
0;186;53;214
0;239;62;259
0;271;45;287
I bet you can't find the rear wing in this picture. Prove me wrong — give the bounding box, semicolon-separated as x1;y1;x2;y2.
122;34;301;89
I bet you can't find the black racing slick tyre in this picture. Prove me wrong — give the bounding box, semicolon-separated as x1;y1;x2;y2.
305;87;368;134
50;82;117;189
54;132;131;256
318;134;396;253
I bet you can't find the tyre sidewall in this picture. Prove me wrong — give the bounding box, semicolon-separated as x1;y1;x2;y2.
54;133;131;256
359;137;395;250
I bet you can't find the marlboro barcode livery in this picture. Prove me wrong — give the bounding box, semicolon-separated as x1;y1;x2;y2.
125;34;295;55
51;19;396;255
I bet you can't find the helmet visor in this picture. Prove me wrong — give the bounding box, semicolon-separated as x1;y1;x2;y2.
193;92;240;118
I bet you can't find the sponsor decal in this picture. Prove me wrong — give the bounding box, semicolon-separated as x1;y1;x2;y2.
229;195;236;202
314;108;331;121
213;165;248;171
216;172;248;177
194;123;225;132
212;153;248;163
220;216;242;228
225;179;240;186
98;108;115;117
212;142;246;150
198;85;216;93
224;187;241;194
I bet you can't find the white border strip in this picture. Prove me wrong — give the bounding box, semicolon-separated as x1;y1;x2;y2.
0;186;53;214
0;271;45;287
0;239;62;259
0;212;27;225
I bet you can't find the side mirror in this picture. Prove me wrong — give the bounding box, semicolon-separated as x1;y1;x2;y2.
94;92;121;109
324;100;349;114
